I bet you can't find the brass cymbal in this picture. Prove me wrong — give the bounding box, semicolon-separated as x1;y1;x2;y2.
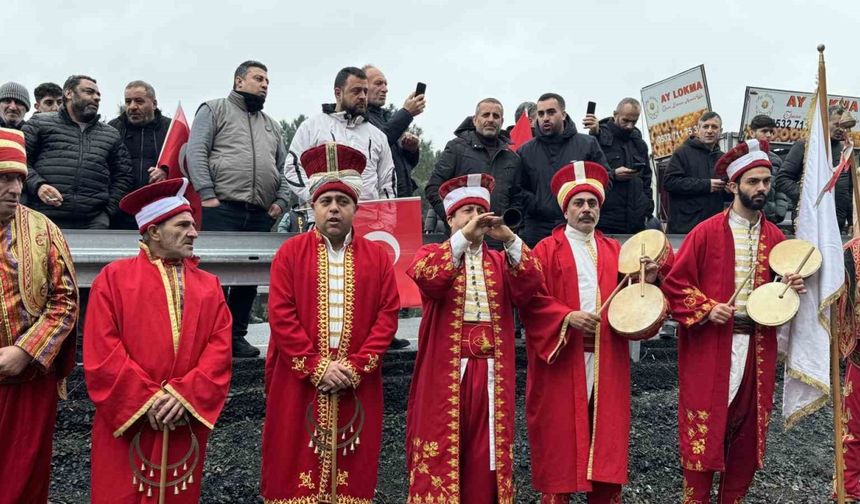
746;282;800;327
618;229;668;275
769;239;822;278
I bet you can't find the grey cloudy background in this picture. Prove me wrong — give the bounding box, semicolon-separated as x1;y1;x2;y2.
7;0;860;150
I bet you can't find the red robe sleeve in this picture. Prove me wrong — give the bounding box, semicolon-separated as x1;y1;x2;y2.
164;279;233;430
268;243;330;386
407;241;458;300
505;242;545;308
343;247;400;387
84;273;164;437
661;226;720;327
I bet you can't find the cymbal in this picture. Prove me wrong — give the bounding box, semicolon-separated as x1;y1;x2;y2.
769;239;822;278
618;229;668;275
746;282;800;327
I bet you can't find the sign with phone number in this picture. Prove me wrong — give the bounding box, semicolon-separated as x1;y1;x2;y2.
640;65;711;159
740;86;860;146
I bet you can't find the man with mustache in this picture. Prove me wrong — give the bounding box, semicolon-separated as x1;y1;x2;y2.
108;80;173;230
518;93;608;247
775;105;855;231
0;127;79;504
286;66;396;220
663;111;727;234
187;60;290;358
84;178;232;503
0;82;30;130
520;161;663;503
23;74;134;229
262;143;399;504
662;140;806;503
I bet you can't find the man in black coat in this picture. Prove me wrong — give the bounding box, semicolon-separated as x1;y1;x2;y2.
425;98;522;237
663;111;726;234
23;75;133;229
108;80;172;229
363;65;425;197
584;97;654;234
518;92;608;246
774;105;854;232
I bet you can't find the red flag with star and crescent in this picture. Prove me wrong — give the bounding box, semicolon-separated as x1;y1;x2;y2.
157;104;203;228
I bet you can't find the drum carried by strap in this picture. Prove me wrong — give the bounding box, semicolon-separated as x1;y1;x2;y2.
745;239;821;327
605;230;671;340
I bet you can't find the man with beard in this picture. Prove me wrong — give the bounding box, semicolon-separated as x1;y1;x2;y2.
425;98;523;243
286;66;395;214
33;83;62;114
109;80;172;230
262;143;399;504
0;127;79;504
187;60;289;358
775;105;854;231
84;178;232;503
662;140;806;503
23;75;134;229
518;93;608;247
0;82;31;130
663;111;727;234
363;64;425;197
584;97;655;234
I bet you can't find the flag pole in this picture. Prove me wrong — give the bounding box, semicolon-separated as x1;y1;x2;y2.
820;43;847;504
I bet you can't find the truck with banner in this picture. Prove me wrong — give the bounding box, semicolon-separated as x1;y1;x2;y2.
640;65;711;160
739;86;860;146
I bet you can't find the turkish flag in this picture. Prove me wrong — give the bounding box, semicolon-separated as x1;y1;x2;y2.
157;104;203;228
509;111;533;152
353;197;422;307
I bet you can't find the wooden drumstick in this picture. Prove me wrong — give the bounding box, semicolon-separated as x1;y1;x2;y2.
158;426;169;504
597;273;633;316
728;267;755;306
779;245;815;298
639;243;647;297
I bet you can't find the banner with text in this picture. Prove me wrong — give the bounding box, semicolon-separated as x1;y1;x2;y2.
740;86;860;146
641;65;711;159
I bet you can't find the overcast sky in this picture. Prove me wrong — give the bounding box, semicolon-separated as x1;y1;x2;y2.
7;0;859;150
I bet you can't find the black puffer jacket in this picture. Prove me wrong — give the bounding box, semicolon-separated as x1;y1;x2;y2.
23;107;134;220
108;109;171;192
663;136;725;234
425;117;522;223
593;117;653;234
775;137;852;231
518;116;608;246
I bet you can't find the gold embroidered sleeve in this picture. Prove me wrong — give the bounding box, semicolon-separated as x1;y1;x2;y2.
547;312;573;364
310;357;331;387
341;359;362;388
679;287;718;327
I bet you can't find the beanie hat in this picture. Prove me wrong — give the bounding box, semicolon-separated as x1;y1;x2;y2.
0;82;31;112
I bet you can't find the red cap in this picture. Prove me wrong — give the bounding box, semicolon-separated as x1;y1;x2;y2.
550;161;609;210
301;142;366;202
438;173;495;217
119;178;193;233
0;128;26;177
715;139;772;182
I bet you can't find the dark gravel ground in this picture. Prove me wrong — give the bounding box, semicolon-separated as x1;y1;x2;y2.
49;339;835;503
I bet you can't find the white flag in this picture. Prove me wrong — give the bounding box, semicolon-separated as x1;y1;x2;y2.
777;89;845;428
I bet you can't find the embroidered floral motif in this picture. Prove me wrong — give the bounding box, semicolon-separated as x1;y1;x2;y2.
291;356;307;372
680;287;717;326
337;470;349;487
682;477;702;504
362;354;379;373
298;471;315;490
683;409;710;465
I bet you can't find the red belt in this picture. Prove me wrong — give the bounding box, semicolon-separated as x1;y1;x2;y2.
460;322;495;359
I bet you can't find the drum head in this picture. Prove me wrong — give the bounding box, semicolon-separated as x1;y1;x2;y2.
746;282;800;327
608;283;666;338
769;239;822;278
618;229;668;275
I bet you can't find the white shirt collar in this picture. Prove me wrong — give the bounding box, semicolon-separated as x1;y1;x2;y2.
728;209;761;230
565;224;594;243
322;230;353;254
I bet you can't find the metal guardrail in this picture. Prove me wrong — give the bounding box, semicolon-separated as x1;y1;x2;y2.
62;230;841;287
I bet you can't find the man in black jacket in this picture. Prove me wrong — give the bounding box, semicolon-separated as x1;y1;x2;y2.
775;105;854;232
663;111;726;234
518;92;608;246
363;65;425;197
425;98;522;240
108;80;172;229
584;97;654;234
23;75;134;229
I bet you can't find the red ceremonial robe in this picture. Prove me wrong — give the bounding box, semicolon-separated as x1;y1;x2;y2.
84;245;233;503
521;225;652;493
661;211;784;472
405;239;544;504
262;229;399;504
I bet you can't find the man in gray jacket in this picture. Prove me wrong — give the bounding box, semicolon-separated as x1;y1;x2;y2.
187;60;289;358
